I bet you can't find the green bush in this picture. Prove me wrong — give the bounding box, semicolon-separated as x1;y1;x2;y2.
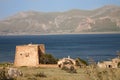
39;54;58;64
75;57;88;67
117;62;120;68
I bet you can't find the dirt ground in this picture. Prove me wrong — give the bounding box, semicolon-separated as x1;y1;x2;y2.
38;64;58;68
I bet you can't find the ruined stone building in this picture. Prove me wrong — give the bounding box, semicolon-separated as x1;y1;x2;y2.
57;56;76;68
97;58;120;68
14;44;45;67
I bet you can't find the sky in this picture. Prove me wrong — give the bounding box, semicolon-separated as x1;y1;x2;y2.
0;0;120;19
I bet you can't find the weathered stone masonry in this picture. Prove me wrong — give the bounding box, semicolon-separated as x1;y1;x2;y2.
14;44;45;67
97;58;120;68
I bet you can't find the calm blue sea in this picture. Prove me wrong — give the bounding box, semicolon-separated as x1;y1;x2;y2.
0;34;120;62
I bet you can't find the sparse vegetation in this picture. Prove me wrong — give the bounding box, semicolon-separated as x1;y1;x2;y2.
85;66;120;80
34;72;47;78
0;64;120;80
61;65;77;73
0;62;13;67
1;55;120;80
0;68;7;80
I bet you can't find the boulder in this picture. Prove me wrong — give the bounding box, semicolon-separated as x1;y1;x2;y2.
8;68;23;78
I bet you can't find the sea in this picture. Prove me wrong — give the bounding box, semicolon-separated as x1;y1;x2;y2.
0;34;120;63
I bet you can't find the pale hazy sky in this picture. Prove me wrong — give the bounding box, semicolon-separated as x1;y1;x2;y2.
0;0;120;19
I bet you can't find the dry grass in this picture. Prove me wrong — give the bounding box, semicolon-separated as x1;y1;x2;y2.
1;65;120;80
38;64;58;68
17;66;120;80
16;67;88;80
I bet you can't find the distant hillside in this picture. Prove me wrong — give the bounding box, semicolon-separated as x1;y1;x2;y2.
0;5;120;35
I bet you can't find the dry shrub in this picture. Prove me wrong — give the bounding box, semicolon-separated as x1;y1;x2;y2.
0;68;16;80
85;66;120;80
61;65;77;73
34;72;47;78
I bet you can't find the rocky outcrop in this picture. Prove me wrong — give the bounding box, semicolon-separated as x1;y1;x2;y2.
57;56;76;68
8;68;23;78
57;57;77;73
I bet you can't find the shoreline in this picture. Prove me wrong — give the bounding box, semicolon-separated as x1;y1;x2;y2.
0;32;120;36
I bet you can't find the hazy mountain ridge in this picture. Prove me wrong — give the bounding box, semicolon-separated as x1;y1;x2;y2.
0;5;120;35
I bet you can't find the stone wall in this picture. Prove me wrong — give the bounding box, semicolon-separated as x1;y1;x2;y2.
14;44;45;67
97;58;120;68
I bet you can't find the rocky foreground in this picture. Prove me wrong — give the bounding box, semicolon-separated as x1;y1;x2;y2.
0;64;120;80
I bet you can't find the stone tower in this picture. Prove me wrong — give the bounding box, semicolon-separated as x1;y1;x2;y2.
14;44;45;67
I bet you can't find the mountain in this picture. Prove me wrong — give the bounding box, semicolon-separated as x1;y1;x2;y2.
0;5;120;35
